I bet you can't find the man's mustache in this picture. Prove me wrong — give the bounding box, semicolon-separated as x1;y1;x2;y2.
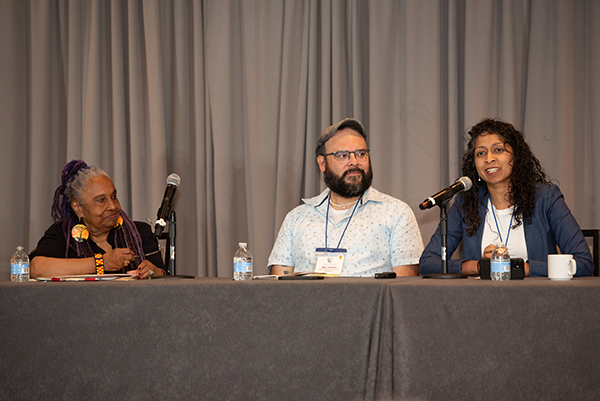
342;168;365;179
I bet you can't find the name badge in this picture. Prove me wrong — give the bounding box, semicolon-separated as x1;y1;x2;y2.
314;248;346;275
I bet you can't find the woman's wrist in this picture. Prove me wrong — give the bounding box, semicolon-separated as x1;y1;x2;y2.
151;266;166;276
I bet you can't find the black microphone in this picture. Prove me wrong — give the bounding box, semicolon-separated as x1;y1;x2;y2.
154;173;181;237
419;176;472;210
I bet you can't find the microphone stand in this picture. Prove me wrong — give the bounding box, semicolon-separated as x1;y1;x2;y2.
157;210;177;275
422;200;467;279
167;210;176;275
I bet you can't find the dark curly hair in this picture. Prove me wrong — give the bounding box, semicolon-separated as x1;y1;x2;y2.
460;118;550;236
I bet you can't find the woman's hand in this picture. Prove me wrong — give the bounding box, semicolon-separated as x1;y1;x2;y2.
103;248;136;272
461;260;480;275
461;244;500;275
482;244;496;259
128;260;164;279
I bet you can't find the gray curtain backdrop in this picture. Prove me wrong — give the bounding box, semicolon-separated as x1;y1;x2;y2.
1;0;598;277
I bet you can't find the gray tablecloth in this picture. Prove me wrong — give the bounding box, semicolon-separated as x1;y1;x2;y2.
379;278;600;401
0;277;385;401
1;276;599;400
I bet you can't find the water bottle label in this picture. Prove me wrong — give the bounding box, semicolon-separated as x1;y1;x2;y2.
234;262;252;273
491;261;510;273
11;263;29;275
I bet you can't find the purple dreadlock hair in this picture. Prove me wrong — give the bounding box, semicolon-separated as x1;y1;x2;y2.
51;160;145;268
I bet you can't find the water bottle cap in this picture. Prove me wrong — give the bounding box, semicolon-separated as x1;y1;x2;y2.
239;242;247;248
16;246;24;251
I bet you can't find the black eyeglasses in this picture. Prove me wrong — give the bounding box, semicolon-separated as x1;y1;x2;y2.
324;149;370;162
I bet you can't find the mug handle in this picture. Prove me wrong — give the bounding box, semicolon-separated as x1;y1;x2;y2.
568;259;577;277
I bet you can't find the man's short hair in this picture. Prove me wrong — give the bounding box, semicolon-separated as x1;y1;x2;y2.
315;118;368;157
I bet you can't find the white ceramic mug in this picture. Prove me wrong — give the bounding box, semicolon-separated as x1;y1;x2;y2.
547;254;577;280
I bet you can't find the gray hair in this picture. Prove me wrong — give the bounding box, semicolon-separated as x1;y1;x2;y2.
65;166;109;205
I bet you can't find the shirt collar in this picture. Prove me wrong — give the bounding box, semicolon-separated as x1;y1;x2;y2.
302;186;380;208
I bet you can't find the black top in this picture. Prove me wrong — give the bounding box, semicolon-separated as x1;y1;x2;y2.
29;221;166;273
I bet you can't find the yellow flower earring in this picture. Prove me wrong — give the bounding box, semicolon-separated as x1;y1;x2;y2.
71;218;89;242
114;215;133;250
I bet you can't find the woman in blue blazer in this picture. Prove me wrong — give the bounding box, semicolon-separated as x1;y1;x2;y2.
420;119;593;277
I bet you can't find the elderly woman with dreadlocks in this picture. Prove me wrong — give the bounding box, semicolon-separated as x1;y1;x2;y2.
420;118;593;277
29;160;166;279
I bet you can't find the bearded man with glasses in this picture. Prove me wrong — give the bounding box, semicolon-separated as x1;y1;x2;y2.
268;118;423;277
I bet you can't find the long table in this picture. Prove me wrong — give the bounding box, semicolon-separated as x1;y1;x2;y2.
1;277;599;400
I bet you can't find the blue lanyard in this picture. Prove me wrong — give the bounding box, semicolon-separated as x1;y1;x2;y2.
324;192;362;250
490;201;514;247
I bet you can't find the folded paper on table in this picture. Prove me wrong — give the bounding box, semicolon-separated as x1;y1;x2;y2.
35;274;135;282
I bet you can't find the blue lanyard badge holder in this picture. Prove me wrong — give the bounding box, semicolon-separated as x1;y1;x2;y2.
314;247;347;275
314;194;362;276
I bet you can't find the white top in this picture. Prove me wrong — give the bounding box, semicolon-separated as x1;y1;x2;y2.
328;206;353;224
481;199;529;261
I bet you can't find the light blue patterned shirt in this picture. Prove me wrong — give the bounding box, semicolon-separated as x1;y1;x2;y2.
267;187;424;276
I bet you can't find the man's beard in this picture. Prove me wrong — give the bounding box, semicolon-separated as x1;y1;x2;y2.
324;160;373;198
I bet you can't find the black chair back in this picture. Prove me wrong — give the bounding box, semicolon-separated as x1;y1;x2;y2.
582;229;599;276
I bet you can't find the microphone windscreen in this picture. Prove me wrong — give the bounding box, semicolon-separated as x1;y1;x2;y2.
167;173;181;187
457;176;472;191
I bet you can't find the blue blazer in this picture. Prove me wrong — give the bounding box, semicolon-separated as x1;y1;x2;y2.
420;183;594;277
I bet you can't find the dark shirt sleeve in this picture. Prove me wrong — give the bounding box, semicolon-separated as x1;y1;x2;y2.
528;184;594;277
29;222;69;260
30;221;167;274
135;222;167;272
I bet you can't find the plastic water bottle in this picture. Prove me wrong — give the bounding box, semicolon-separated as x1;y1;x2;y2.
233;242;253;281
490;242;511;281
11;246;30;282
